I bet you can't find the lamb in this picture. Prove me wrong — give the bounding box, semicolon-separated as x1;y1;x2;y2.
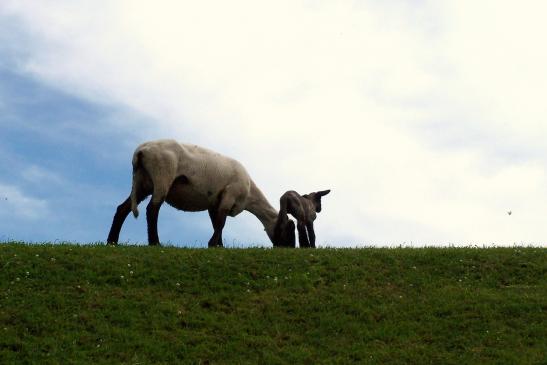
107;139;295;247
279;189;330;248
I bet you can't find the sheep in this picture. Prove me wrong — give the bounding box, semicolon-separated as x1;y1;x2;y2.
107;139;295;247
273;205;296;248
279;189;330;248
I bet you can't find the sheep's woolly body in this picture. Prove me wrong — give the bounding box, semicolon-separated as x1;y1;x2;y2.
129;139;279;239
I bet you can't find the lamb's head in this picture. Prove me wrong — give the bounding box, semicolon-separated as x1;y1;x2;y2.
272;214;296;248
303;189;331;213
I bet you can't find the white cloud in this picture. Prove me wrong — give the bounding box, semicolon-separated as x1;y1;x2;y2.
435;1;547;153
21;165;65;186
1;0;546;245
0;183;49;220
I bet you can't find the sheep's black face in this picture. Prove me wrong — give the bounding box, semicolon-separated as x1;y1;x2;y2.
283;220;296;247
273;219;296;248
315;198;322;213
307;189;331;213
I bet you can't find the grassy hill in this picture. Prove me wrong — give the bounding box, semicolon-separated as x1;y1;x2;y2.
0;243;545;364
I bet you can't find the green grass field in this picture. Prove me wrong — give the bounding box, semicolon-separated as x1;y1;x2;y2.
0;243;545;364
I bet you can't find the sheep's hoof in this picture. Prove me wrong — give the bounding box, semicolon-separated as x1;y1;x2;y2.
207;239;223;248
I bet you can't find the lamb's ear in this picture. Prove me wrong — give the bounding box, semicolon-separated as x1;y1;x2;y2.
317;189;331;197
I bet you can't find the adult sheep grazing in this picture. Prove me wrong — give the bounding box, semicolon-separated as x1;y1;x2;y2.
107;139;295;247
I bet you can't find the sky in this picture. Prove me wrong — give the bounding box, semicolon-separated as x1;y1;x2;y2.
0;0;546;247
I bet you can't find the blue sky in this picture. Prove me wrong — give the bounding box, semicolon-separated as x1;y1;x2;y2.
1;1;546;247
0;65;210;245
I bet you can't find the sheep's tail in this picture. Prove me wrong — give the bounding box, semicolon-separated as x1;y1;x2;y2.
130;150;143;218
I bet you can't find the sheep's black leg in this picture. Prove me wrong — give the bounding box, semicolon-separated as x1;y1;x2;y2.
208;208;227;248
146;200;163;246
306;222;316;248
107;197;132;244
107;192;149;244
297;221;310;248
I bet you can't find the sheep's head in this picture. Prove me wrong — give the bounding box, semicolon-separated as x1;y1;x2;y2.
272;215;296;248
303;189;331;213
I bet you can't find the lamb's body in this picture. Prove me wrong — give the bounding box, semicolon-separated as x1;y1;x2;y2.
279;189;330;248
107;139;293;247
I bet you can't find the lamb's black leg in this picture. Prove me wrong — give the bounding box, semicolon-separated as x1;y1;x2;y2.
107;197;131;245
146;199;163;246
208;208;227;248
297;221;310;248
306;222;316;248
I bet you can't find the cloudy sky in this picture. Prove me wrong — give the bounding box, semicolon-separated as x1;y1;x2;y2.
1;1;546;247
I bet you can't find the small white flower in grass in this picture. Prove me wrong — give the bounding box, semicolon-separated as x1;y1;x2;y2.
273;277;278;282
130;271;133;275
25;272;29;276
178;311;182;315
120;275;124;279
127;263;131;267
176;282;180;287
16;278;20;282
50;258;56;262
246;289;251;293
35;254;39;257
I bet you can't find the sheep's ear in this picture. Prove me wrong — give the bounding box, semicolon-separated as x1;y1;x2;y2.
311;190;330;213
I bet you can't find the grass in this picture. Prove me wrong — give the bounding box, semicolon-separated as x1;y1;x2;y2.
0;242;545;364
